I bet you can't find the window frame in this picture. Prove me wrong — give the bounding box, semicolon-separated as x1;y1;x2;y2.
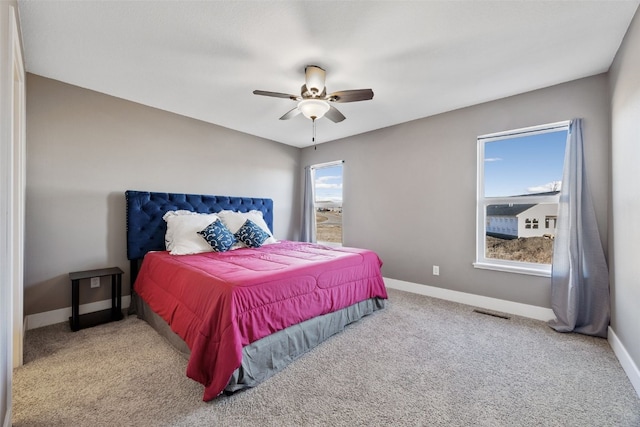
474;121;569;277
311;160;344;246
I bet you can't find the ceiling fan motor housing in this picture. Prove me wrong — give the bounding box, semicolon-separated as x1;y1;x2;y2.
305;65;326;96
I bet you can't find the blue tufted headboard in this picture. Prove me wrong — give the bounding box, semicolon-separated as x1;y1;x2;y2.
125;190;274;261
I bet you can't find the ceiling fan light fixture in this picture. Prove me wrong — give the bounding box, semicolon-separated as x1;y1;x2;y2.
304;65;326;95
254;65;372;124
298;99;330;120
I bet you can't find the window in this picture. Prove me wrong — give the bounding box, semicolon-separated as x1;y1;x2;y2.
475;121;569;276
545;216;557;229
312;161;343;245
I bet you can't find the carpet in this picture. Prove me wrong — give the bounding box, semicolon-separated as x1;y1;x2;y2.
12;289;640;426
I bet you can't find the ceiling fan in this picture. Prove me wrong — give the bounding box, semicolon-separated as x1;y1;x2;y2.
253;65;374;123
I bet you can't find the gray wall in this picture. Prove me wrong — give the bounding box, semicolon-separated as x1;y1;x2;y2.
609;8;640;381
24;74;301;316
301;75;610;309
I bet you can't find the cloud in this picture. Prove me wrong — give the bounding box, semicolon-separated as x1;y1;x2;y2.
527;181;562;193
485;157;503;162
316;183;343;189
315;175;343;189
316;175;341;182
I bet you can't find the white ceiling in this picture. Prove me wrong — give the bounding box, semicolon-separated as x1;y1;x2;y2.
17;1;639;148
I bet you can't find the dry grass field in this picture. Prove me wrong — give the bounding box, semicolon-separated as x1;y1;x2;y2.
316;211;342;243
486;236;554;264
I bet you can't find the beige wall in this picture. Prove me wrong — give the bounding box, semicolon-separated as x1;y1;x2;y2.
24;74;301;316
609;8;640;380
301;75;610;309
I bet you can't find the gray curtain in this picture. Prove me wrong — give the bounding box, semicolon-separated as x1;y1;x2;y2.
300;166;316;243
549;118;610;337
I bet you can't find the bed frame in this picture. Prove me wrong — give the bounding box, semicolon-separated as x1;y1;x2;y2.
125;190;384;397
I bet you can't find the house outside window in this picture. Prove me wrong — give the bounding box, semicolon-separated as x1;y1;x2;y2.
475;121;569;276
312;161;343;245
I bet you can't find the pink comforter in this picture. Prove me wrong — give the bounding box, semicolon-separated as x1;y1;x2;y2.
134;240;387;401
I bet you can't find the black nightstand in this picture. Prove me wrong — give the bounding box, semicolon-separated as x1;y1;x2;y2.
69;267;124;331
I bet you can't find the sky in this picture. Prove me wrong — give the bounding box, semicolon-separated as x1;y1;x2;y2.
483;130;567;197
314;164;343;204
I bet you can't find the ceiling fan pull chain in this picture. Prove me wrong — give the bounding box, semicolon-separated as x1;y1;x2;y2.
312;118;316;143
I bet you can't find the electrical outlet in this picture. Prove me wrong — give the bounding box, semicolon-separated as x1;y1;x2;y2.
432;265;440;276
90;277;100;288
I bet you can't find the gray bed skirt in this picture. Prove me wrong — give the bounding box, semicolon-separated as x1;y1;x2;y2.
136;294;386;395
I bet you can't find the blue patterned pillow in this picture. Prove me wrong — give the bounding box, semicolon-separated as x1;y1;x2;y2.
234;219;270;248
197;219;236;252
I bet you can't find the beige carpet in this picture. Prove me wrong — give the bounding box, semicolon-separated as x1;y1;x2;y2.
12;289;640;426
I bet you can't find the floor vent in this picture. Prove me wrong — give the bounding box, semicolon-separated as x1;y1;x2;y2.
473;309;511;320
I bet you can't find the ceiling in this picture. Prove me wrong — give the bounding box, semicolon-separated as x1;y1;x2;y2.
17;1;639;148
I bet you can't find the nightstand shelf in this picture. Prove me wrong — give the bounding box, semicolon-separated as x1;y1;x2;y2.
69;267;124;331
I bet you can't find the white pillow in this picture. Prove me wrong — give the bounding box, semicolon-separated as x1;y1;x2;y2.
163;210;201;250
163;211;219;255
218;210;277;246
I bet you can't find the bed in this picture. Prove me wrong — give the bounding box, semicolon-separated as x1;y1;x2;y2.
126;190;387;401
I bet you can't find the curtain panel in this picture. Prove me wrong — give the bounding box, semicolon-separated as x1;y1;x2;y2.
549;118;610;337
300;166;316;243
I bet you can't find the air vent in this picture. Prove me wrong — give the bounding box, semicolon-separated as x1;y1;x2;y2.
473;309;511;320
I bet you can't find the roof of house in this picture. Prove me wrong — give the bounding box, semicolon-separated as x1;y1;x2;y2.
511;191;561;197
487;204;537;216
487;191;560;216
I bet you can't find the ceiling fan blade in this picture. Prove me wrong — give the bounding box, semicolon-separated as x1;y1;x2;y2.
326;89;374;103
279;107;301;120
253;90;300;100
325;105;346;123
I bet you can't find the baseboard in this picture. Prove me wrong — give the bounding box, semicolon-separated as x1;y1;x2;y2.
608;326;640;398
383;277;556;322
25;296;131;330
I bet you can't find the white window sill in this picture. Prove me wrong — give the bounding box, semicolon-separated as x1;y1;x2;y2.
473;261;551;277
317;241;343;248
